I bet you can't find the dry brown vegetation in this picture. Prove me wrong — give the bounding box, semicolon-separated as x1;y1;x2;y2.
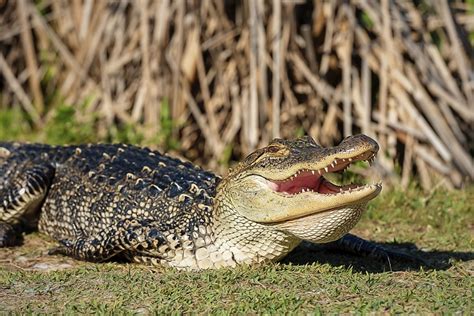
0;0;473;188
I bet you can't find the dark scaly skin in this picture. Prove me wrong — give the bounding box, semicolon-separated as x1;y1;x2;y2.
0;143;218;263
0;137;417;269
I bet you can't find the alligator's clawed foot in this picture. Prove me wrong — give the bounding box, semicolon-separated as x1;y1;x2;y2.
48;239;74;256
0;222;23;247
299;234;429;270
373;246;429;268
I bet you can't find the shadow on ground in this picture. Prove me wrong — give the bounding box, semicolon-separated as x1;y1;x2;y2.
283;240;474;273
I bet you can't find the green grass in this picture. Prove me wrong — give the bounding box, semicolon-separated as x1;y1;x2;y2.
1;186;472;314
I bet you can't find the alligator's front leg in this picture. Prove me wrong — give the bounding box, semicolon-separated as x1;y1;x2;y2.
301;233;425;268
50;218;167;262
0;163;55;247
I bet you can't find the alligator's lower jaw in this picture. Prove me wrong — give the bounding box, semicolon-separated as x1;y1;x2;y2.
269;203;368;243
264;179;381;241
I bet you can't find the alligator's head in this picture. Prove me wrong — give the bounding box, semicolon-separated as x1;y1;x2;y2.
218;134;381;245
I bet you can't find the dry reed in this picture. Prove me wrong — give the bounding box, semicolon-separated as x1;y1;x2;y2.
0;0;472;189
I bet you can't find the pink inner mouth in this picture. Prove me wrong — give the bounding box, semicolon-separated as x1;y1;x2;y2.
267;157;366;195
272;171;344;195
275;171;322;194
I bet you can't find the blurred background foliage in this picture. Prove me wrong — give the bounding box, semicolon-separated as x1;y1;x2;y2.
0;0;473;189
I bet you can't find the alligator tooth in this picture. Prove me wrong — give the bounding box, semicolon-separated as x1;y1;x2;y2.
311;170;315;175
330;163;335;168
318;169;322;175
348;158;352;162
324;167;329;173
369;157;375;166
334;160;338;165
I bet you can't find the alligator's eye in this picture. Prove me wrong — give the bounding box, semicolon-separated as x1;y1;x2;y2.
266;145;283;153
263;145;289;158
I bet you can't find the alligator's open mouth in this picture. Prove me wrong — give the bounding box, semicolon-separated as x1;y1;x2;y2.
267;153;378;196
231;134;382;224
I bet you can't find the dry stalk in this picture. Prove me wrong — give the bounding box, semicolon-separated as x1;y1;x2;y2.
0;0;472;188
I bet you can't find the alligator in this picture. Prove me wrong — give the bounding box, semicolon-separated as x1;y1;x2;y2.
0;135;400;270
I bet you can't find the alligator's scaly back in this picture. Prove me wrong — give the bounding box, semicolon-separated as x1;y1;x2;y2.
0;135;381;270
